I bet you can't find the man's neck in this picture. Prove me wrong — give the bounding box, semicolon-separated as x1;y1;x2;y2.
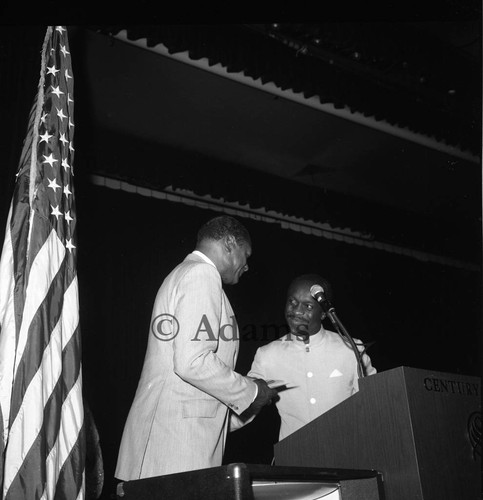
192;250;216;268
195;242;222;271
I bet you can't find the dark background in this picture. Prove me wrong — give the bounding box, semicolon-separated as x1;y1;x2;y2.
0;17;481;500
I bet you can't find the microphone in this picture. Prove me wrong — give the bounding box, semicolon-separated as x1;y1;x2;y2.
311;283;366;378
310;284;333;312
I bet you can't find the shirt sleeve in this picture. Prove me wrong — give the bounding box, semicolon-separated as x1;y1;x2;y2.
247;345;269;380
355;338;377;376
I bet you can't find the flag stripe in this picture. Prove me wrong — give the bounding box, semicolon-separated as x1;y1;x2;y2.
9;188;31;345
0;208;17;444
52;378;85;500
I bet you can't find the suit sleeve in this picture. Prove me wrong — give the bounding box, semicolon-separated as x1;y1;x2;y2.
172;263;257;415
229;346;268;431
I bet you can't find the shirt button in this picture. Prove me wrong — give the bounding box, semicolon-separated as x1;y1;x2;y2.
310;398;316;404
307;372;313;378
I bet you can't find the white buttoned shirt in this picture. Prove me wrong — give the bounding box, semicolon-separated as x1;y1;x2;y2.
247;328;376;441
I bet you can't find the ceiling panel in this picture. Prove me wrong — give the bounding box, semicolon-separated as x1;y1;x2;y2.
73;28;481;221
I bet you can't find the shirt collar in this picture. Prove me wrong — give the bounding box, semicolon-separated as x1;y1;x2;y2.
290;326;326;348
192;250;216;268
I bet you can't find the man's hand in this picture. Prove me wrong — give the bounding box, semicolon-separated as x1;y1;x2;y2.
240;378;279;419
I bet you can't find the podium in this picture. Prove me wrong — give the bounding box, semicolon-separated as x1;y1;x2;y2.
116;463;384;499
274;366;481;500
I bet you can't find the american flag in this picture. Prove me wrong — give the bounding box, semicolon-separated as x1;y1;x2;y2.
0;26;85;499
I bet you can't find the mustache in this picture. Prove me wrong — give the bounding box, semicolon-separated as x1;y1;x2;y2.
286;314;308;323
286;319;310;336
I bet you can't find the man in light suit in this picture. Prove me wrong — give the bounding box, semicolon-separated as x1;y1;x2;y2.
115;215;277;480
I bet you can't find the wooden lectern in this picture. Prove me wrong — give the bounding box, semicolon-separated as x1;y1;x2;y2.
274;366;481;500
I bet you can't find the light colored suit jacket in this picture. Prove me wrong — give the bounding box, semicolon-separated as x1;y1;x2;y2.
115;252;257;480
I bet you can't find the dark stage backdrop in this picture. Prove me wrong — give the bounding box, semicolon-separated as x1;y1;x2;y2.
74;181;480;499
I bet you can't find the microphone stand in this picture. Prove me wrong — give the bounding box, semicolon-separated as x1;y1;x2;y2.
322;304;366;379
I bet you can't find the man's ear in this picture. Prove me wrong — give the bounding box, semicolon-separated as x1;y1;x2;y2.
223;234;236;253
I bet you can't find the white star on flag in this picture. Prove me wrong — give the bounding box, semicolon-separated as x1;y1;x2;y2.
66;238;76;252
43;153;58;166
39;131;53;143
47;65;60;76
56;107;67;121
51;205;63;219
59;133;69;146
51;85;65;98
47;178;61;192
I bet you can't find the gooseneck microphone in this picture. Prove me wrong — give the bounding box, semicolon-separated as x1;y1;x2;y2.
310;283;366;378
310;284;333;313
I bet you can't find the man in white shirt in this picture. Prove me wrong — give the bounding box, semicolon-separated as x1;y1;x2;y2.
247;273;376;441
